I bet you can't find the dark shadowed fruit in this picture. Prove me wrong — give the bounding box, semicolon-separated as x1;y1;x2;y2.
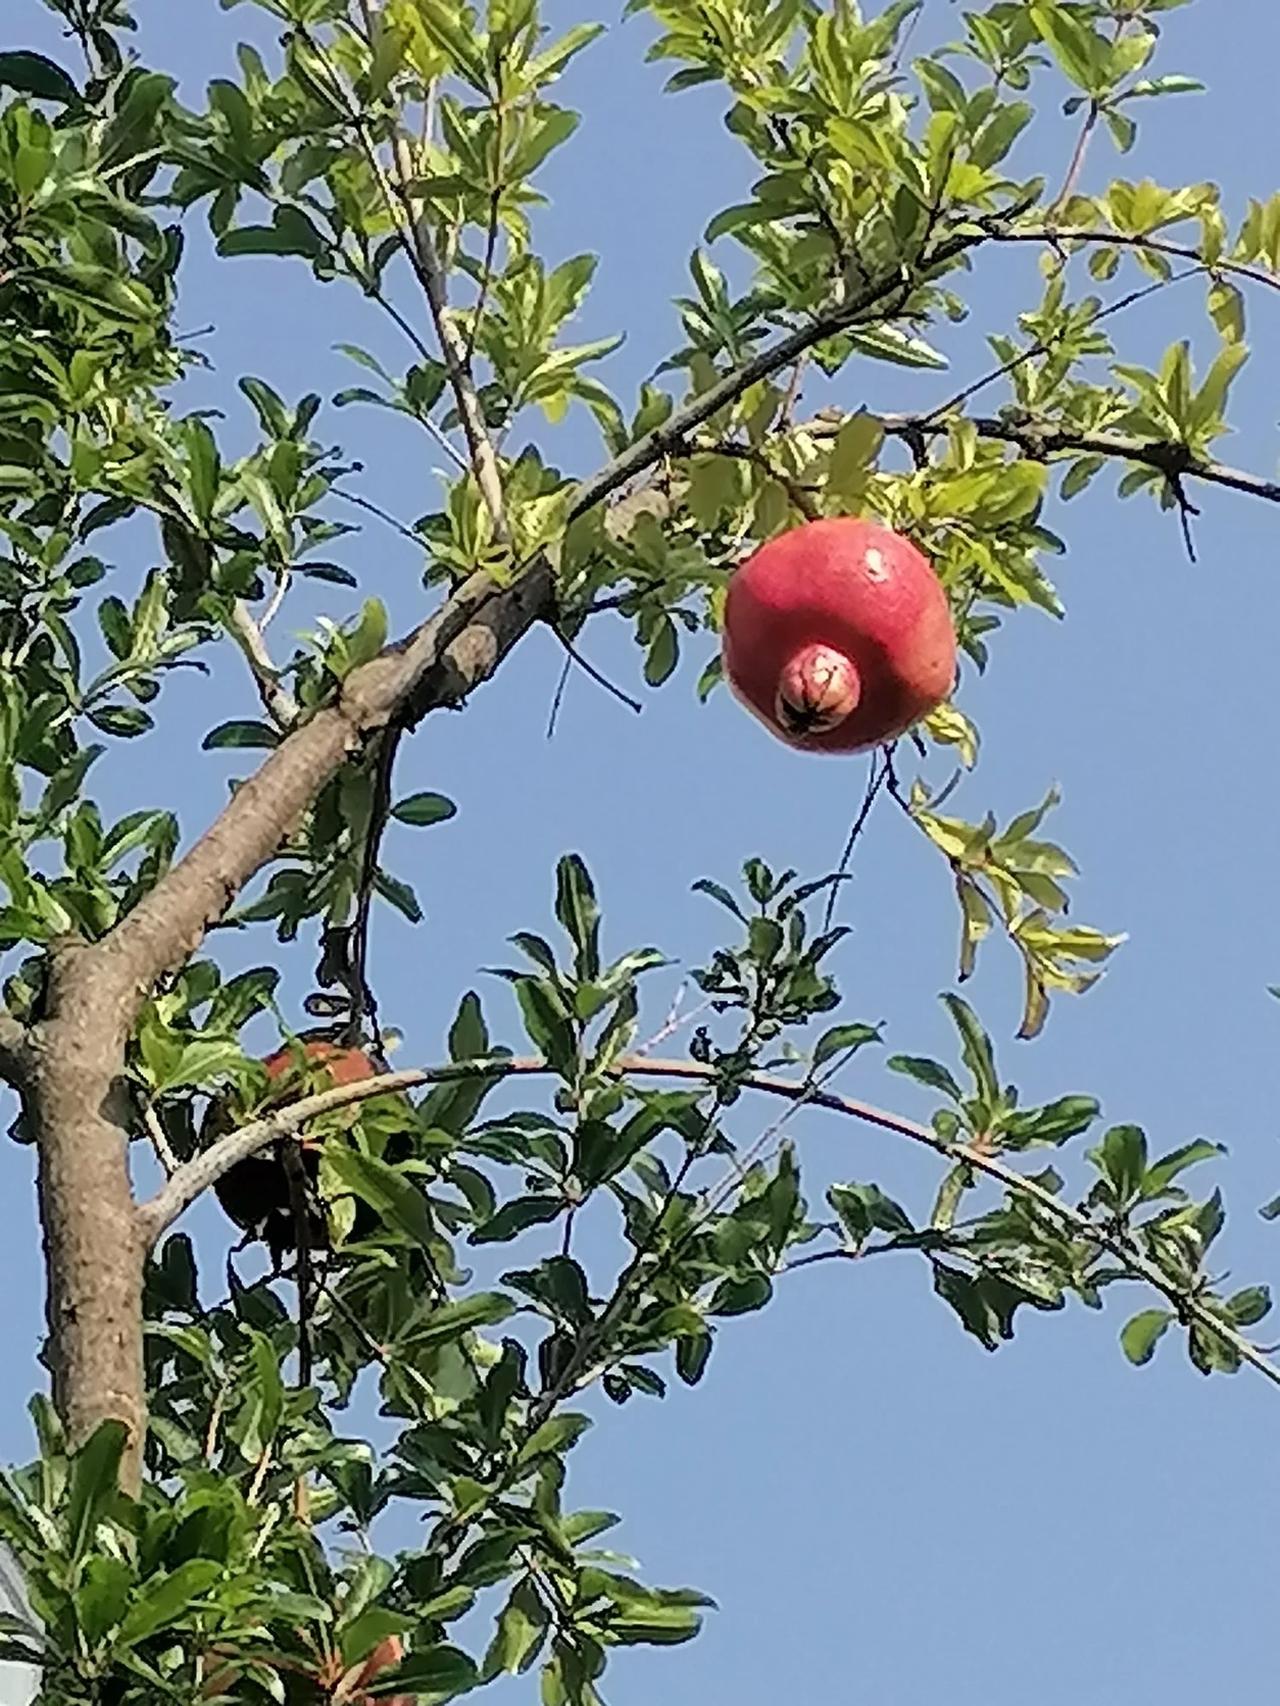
207;1040;379;1261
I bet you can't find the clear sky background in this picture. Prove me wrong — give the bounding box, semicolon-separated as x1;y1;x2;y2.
5;1;1280;1701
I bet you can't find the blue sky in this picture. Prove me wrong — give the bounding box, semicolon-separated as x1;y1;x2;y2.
6;0;1280;1701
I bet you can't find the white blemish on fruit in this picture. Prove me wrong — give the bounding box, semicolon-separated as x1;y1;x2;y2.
865;547;887;581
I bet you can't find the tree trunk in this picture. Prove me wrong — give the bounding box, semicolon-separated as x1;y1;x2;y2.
32;948;144;1489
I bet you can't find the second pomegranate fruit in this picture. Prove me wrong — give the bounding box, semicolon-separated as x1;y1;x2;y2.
721;517;956;753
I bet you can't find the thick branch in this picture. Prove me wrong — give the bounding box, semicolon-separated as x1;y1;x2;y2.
78;560;552;1033
139;1053;1280;1394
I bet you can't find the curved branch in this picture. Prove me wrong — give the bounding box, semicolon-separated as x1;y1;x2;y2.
135;1052;1280;1395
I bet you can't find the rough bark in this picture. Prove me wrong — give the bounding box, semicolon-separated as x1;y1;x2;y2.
31;945;145;1482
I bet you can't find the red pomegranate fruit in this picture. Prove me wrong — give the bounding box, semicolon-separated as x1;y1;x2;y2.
207;1039;380;1259
721;517;956;753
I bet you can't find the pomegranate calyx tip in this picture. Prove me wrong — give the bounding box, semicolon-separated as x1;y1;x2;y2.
775;643;860;737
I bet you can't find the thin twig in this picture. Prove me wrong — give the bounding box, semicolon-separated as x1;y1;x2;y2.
227;600;299;728
545;651;573;740
389;136;508;533
257;572;289;633
547;626;643;719
778;358;806;429
1004;224;1280;296
821;747;893;934
142;1104;178;1178
1054;102;1099;210
363;289;471;473
303;19;503;521
463;71;506;369
922;268;1190;424
332;484;426;547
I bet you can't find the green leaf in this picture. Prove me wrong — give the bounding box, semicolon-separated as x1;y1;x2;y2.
76;1552;133;1647
828;1182;912;1244
887;1054;962;1102
691;878;746;921
340;1608;414;1671
1226;1285;1271;1327
239;376;291;438
347;597;389;668
555;854;601;980
88;704;153;738
471;1195;562;1244
1120;1309;1173;1367
675;1328;712;1385
709;1274;773;1316
391;791;458;827
326;1149;435;1246
483;1578;549;1678
526;22;605;84
0;51;79;103
401;1292;516;1349
813;1023;880;1066
1140;1138;1224;1199
374;871;424;923
367;1643;478;1700
1030;1;1113;94
117;1559;224;1648
409;0;492;92
182;420;220;521
1093;1123;1148;1202
65;1421;127;1564
969;101;1033;169
940;994;999;1105
826;412;884;505
202;720;280;751
933;1264;1052;1350
846;324;947;370
218;206;326;260
644;616;678;686
517;1413;591;1464
1003;1095;1100;1149
157;1038;246;1093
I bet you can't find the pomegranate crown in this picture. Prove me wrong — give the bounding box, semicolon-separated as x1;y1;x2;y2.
774;642;861;737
